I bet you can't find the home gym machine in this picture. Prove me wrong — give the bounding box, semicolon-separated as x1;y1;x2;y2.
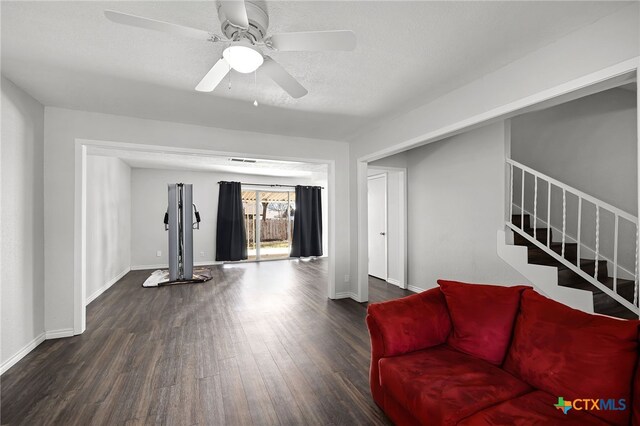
164;183;200;282
143;183;212;287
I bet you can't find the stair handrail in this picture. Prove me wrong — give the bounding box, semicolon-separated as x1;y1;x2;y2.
506;158;639;317
507;159;637;224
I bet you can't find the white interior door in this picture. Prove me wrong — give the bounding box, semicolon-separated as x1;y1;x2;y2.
368;174;387;280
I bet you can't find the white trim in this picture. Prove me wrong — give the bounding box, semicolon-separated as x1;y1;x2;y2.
45;328;75;339
131;261;223;271
355;58;640;306
0;332;46;375
386;278;401;287
408;285;424;293
85;267;130;306
74;144;87;335
357;161;369;302
334;291;360;300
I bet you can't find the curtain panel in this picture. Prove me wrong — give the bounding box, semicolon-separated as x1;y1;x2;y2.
216;181;248;261
290;185;323;258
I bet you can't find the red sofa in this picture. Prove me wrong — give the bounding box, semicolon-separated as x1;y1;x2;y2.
366;280;640;426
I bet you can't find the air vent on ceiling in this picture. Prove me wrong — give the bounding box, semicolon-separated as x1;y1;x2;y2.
229;158;258;163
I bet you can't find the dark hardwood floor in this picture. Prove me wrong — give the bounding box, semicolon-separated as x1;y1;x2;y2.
1;259;412;425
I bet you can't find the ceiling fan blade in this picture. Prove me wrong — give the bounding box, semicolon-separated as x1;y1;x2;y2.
195;58;230;92
218;1;249;29
104;10;213;41
261;57;308;99
267;30;356;51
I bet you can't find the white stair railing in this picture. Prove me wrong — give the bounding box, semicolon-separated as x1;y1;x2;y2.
507;159;639;317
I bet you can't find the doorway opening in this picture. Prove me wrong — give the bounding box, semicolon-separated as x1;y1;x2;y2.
75;141;335;335
366;167;409;303
242;189;295;261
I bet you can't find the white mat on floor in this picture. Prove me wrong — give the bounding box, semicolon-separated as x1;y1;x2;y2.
142;268;214;287
142;270;168;287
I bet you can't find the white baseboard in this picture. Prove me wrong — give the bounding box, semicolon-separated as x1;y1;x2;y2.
386;278;402;287
0;332;46;375
131;261;222;271
334;291;360;300
86;266;130;306
408;285;424;293
45;328;75;339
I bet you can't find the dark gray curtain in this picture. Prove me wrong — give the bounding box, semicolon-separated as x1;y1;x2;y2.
216;181;247;261
291;185;323;258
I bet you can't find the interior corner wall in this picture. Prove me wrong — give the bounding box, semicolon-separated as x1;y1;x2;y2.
405;121;527;290
43;107;349;334
1;76;45;371
130;168;327;268
85;156;131;305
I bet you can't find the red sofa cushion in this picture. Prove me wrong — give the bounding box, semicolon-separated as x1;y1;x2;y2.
378;345;531;425
367;288;451;357
437;279;530;365
504;290;640;425
458;390;610;426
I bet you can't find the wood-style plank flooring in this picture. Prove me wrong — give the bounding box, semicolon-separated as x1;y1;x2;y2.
1;260;412;425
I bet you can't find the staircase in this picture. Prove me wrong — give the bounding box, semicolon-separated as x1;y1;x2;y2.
503;159;639;320
512;214;636;319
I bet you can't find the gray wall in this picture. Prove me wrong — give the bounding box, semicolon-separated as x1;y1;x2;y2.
131;168;327;268
512;88;638;273
1;76;45;370
85;156;131;304
405;121;526;289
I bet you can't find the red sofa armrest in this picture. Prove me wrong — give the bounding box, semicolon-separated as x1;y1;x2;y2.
366;288;452;406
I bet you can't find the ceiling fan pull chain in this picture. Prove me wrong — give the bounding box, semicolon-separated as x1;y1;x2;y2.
253;70;259;107
228;54;232;90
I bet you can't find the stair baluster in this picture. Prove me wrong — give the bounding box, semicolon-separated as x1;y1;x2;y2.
506;158;639;319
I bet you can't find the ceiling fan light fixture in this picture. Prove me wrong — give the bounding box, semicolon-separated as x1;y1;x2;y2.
223;45;264;74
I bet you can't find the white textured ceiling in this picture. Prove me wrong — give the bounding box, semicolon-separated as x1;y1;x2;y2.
1;1;631;140
89;146;328;178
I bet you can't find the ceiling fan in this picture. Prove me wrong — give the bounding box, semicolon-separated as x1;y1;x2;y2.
104;1;356;99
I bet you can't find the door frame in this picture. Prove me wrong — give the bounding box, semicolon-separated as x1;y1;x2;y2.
242;187;295;262
367;173;388;281
368;166;408;289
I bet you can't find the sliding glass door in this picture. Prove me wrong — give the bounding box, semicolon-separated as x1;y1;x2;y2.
241;190;295;261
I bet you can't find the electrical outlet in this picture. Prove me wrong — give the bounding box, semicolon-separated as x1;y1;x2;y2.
200;251;206;258
344;275;350;283
156;250;162;257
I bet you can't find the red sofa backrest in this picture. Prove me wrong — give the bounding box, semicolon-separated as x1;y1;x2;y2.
503;289;640;425
437;280;530;365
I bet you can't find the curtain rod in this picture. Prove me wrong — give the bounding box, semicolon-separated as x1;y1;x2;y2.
218;182;324;189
